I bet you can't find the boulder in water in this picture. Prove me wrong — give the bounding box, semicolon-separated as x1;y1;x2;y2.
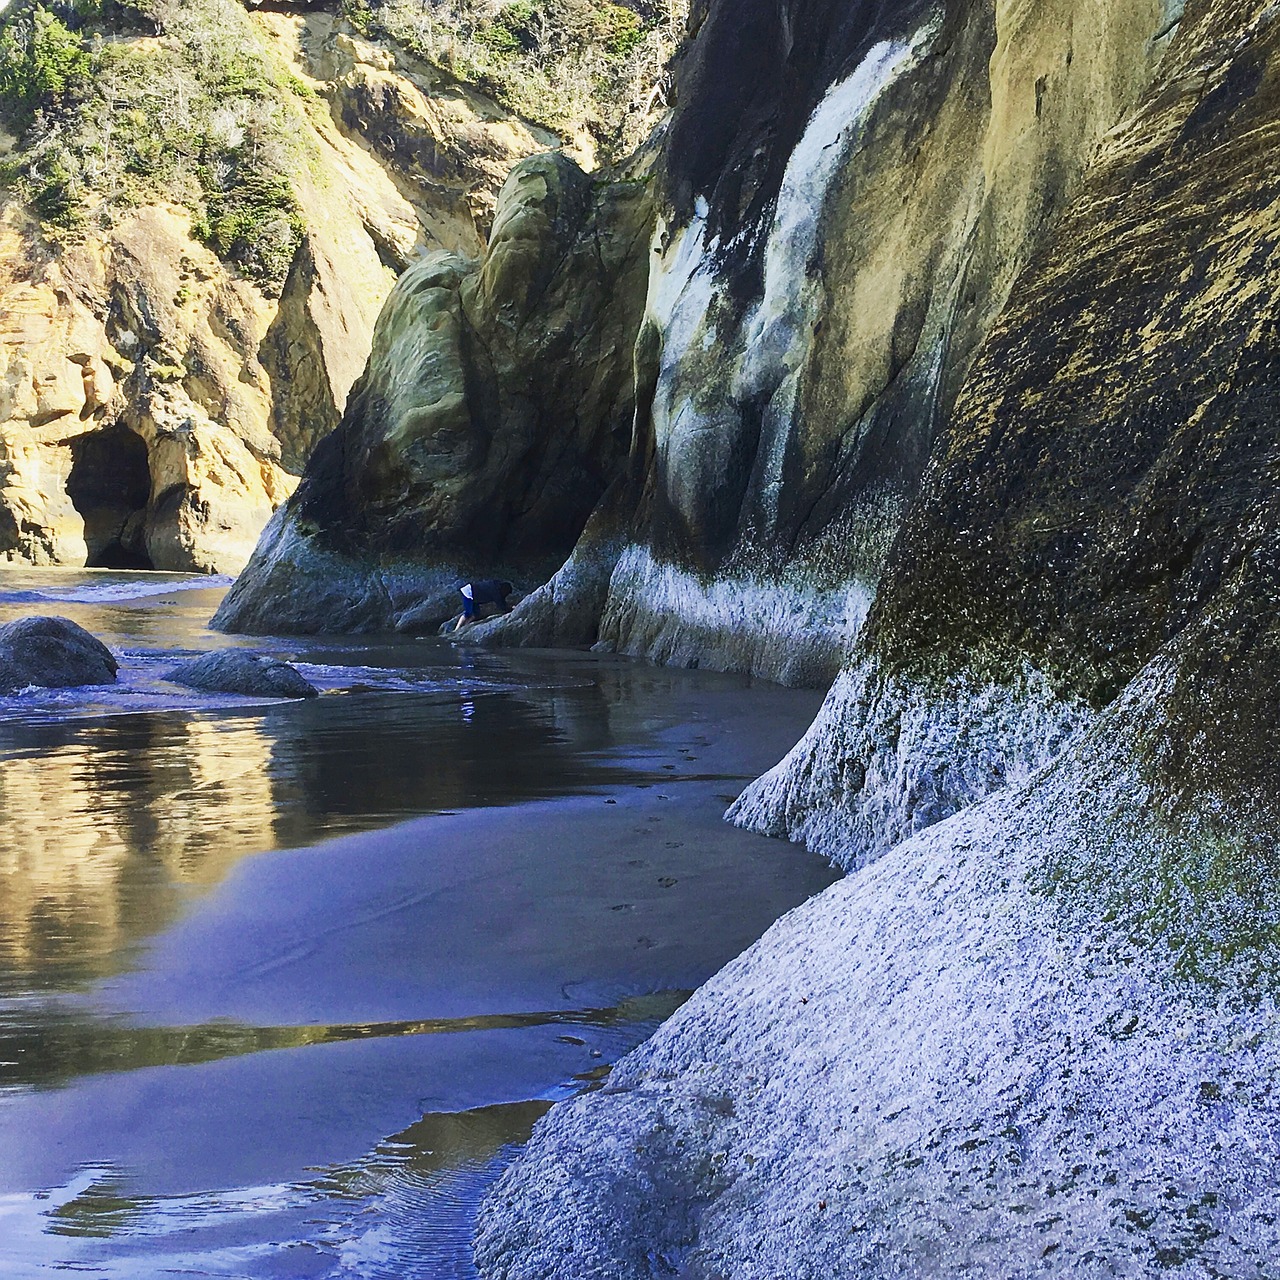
0;616;118;694
166;650;318;699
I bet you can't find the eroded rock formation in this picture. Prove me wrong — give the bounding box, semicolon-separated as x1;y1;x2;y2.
217;0;1280;1272
0;7;560;574
735;0;1280;866
222;0;1178;682
213;148;655;631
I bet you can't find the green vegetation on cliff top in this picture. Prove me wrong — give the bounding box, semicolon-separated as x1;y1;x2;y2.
0;0;305;287
345;0;682;157
0;0;681;290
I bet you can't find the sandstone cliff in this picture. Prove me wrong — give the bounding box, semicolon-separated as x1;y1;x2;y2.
213;146;655;629
209;0;1280;1272
0;0;619;573
221;0;1176;683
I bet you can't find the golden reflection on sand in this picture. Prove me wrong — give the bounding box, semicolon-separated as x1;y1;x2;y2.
0;715;277;986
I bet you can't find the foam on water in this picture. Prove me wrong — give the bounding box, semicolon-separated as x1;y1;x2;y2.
25;575;236;605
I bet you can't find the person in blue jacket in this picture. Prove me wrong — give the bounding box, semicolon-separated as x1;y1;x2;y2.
453;578;514;630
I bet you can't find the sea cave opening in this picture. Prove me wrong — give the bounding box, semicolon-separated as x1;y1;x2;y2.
67;425;155;570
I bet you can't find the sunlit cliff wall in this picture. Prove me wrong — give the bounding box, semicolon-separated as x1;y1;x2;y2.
221;0;1173;685
0;2;588;574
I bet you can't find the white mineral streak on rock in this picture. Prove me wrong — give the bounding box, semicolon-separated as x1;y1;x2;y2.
477;655;1280;1278
598;544;872;686
730;654;1092;866
739;24;938;523
644;203;726;522
607;25;939;681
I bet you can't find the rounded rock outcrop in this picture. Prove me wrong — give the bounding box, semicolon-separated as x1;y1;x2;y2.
0;616;118;694
165;650;318;699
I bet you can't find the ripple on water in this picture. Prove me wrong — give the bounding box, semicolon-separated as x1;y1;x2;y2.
0;1100;574;1277
0;995;685;1277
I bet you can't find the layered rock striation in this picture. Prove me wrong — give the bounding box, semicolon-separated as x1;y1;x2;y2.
213;149;655;632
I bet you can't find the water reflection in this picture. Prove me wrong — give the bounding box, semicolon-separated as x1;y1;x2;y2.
0;716;275;992
0;569;837;1278
0;683;640;993
0;991;689;1092
0;1097;562;1278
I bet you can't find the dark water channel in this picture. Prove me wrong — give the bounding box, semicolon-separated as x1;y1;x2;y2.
0;569;837;1278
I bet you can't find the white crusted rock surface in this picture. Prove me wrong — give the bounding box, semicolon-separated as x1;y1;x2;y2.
729;655;1091;866
596;545;872;688
476;653;1280;1278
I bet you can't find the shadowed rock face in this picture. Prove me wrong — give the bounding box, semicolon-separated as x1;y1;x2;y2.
212;151;655;634
596;0;1170;680
0;616;117;694
739;0;1280;865
876;12;1280;714
472;1;1280;1278
663;0;935;252
219;0;1170;686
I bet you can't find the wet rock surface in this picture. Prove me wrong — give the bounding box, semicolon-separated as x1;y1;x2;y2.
480;656;1280;1278
164;650;318;699
0;616;117;694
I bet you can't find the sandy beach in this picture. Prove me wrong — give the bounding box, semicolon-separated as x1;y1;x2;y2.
0;572;836;1276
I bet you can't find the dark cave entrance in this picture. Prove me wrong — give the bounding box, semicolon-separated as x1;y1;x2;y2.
67;426;155;570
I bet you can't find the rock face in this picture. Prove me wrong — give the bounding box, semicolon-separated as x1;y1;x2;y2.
470;0;1280;1276
221;0;1174;685
734;0;1280;867
165;649;318;698
0;616;117;693
212;149;655;633
210;0;1280;1271
0;7;562;575
480;661;1280;1277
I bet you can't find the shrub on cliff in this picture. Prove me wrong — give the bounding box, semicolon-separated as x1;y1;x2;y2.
0;0;304;291
347;0;684;159
0;5;91;130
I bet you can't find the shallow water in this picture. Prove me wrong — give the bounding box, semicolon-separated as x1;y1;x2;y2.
0;568;837;1278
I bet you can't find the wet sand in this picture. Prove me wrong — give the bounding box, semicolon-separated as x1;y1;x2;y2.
0;575;837;1276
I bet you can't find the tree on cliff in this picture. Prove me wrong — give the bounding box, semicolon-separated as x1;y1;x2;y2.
0;0;304;287
0;4;90;129
345;0;685;158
